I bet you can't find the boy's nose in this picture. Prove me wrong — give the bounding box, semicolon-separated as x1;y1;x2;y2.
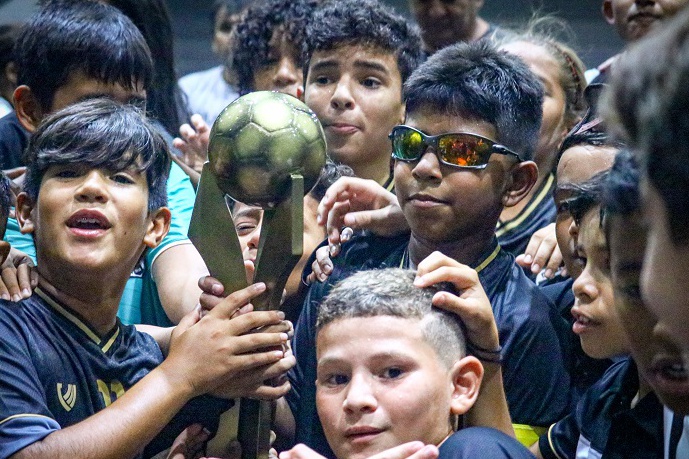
330;79;355;110
342;374;377;413
273;58;300;91
572;266;598;304
411;149;442;182
75;171;108;203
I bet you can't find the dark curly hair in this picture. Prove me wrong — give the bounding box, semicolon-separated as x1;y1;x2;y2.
232;0;319;95
303;0;423;86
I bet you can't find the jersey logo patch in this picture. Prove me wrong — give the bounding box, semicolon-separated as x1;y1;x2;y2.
57;383;77;411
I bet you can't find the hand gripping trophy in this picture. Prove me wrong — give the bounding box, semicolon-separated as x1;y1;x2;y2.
188;91;327;459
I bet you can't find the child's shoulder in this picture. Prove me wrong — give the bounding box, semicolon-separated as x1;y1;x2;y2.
439;427;534;459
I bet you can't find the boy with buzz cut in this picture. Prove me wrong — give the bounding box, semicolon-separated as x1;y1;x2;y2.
282;268;534;459
290;40;571;454
302;0;424;189
0;98;294;459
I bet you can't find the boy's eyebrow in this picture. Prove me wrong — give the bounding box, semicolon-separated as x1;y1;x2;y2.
352;59;392;75
233;207;263;220
309;60;339;73
309;58;392;75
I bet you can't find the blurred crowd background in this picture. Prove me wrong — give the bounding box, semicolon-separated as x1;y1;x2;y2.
0;0;624;77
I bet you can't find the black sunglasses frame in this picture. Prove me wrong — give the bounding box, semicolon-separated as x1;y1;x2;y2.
389;125;523;170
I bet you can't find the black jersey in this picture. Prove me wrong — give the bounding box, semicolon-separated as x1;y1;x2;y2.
0;288;229;458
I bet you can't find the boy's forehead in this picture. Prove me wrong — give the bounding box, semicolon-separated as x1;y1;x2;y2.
308;44;402;77
51;70;147;114
405;108;497;139
557;145;617;185
316;315;424;355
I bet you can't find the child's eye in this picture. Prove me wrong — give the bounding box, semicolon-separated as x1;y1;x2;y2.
381;367;404;379
54;168;80;179
235;222;257;236
572;255;586;271
322;374;349;387
556;200;572;216
361;78;381;89
111;173;135;185
313;76;331;85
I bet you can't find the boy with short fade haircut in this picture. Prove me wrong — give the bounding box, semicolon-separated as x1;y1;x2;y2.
291;40;571;453
0;98;293;458
302;0;423;188
287;268;532;459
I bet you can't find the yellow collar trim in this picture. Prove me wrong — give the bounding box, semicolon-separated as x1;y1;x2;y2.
36;288;119;352
474;244;501;273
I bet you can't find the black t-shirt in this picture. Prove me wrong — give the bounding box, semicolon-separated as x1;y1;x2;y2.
539;357;664;459
0;111;29;170
439;427;536;459
0;287;230;458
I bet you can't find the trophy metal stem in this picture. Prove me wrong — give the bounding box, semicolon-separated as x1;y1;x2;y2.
237;174;304;459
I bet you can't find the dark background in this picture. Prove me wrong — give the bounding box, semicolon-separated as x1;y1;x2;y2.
0;0;624;78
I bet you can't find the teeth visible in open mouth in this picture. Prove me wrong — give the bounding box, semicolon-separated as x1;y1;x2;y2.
577;315;591;325
75;218;104;229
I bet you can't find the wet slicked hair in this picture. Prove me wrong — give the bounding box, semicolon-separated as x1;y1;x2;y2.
303;0;424;86
17;0;152;112
24;98;170;212
404;41;543;161
317;268;466;368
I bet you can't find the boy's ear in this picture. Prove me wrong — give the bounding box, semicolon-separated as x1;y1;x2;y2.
143;207;172;249
14;86;44;133
602;0;615;26
449;356;483;416
15;192;36;235
501;160;538;209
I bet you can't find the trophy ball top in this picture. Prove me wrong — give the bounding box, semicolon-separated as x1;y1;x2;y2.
208;91;327;208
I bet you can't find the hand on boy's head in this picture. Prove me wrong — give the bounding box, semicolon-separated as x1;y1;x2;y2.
0;246;37;302
316;177;407;256
163;282;295;399
280;442;439;459
414;252;499;352
515;223;564;278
